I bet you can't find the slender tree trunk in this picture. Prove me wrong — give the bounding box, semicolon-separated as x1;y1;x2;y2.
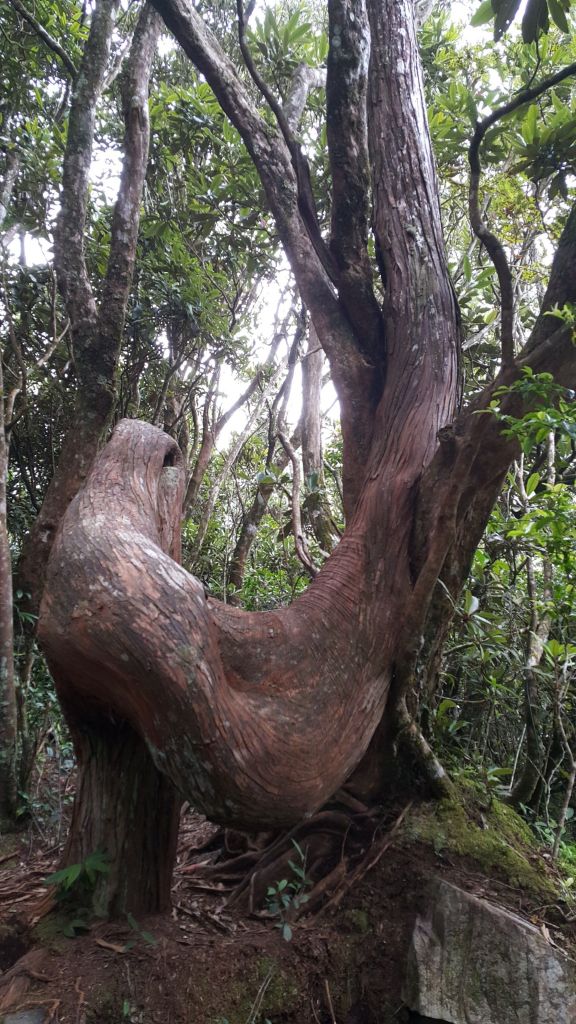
18;1;160;612
301;325;337;554
227;427;300;600
0;347;17;820
507;442;555;807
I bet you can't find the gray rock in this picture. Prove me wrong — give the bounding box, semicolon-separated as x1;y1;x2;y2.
403;879;576;1024
3;1010;46;1024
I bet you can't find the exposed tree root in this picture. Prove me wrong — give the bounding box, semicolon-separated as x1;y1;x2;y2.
179;798;413;921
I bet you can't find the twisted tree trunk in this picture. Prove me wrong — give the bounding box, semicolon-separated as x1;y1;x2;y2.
36;0;576;915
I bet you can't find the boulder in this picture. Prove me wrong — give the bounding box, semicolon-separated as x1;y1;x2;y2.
403;878;576;1024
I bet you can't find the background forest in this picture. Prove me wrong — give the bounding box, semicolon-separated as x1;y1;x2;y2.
1;0;576;974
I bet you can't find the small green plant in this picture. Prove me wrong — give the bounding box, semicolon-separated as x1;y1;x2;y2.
125;911;157;948
44;850;110;935
264;840;312;941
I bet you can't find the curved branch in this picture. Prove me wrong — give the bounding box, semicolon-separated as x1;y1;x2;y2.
235;0;334;281
5;0;77;78
39;419;391;828
468;60;576;369
468;138;515;367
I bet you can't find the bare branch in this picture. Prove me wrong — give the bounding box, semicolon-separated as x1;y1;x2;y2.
235;0;334;280
283;63;325;133
278;428;318;578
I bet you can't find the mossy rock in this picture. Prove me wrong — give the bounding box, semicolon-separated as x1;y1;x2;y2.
401;784;557;898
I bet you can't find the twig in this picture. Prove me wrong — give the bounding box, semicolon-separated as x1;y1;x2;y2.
245;969;274;1024
323;979;337;1024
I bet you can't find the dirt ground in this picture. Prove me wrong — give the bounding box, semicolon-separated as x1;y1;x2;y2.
1;792;574;1024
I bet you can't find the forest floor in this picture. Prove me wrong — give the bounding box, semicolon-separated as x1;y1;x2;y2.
0;764;575;1024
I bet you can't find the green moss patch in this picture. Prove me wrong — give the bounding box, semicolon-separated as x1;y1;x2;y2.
401;785;557;898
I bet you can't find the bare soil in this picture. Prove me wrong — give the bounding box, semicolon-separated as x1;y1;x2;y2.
1;795;574;1024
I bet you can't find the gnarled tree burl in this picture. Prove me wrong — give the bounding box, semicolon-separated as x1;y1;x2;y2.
37;0;576;916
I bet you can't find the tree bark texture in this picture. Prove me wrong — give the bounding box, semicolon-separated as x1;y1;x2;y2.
18;0;160;613
301;326;337;554
62;720;179;916
0;349;17;820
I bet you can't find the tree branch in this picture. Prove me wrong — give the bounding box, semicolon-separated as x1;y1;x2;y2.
468;60;576;369
151;0;377;517
283;63;325;133
53;0;120;334
5;0;77;78
235;0;335;282
327;0;384;362
278;428;319;578
92;3;161;414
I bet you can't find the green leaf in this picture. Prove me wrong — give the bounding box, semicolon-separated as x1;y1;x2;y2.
521;104;538;145
522;0;549;42
548;0;570;31
437;698;458;719
492;0;522;39
282;923;293;941
471;0;495;25
525;472;540;496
